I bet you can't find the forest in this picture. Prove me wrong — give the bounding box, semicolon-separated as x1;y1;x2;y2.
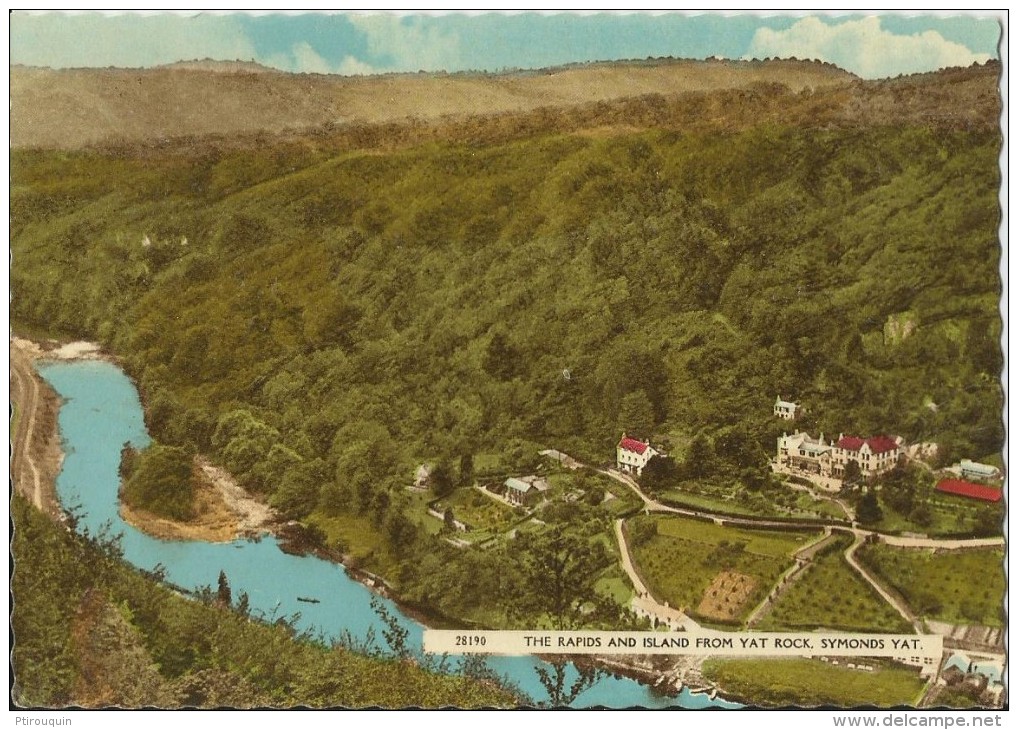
11;65;1004;627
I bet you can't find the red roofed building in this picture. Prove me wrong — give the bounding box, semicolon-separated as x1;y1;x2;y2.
936;479;1003;503
617;434;659;477
831;433;903;478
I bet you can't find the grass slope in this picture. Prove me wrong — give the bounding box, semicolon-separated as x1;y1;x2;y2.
756;536;912;633
856;544;1005;627
702;657;926;708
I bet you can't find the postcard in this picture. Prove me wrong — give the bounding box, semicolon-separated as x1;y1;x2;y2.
8;10;1006;713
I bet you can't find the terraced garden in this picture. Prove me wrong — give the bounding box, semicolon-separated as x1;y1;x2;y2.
856;544;1004;627
755;535;912;633
626;514;818;624
432;487;520;533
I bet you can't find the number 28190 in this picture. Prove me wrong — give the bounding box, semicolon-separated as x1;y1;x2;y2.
454;634;487;647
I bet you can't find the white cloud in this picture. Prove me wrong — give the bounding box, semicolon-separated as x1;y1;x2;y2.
11;13;258;68
745;16;991;79
262;44;378;77
348;14;463;72
336;56;378;77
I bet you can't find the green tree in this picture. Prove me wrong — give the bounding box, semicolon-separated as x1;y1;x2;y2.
617;390;655;439
842;460;862;486
857;490;882;524
122;444;195;521
458;453;475;487
640;455;676;493
430;460;455;499
515;526;608;629
217;570;232;607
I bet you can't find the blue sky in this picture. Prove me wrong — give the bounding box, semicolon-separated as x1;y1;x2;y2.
9;12;1002;80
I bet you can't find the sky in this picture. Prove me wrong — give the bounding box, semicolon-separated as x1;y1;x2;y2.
8;11;1003;81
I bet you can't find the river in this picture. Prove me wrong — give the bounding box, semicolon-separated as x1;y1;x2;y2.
37;358;739;709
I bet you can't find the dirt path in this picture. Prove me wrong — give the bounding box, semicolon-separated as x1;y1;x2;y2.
10;340;63;518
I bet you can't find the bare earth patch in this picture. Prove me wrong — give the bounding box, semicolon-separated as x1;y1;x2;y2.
697;571;757;621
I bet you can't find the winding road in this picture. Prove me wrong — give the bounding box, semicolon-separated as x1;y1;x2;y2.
561;450;1003;634
11;346;45;510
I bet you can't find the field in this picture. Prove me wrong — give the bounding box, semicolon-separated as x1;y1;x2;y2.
627;514;817;624
756;536;912;633
856;544;1004;627
702;658;927;707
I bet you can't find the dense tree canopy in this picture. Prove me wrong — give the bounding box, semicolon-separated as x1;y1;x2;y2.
11;76;1003;613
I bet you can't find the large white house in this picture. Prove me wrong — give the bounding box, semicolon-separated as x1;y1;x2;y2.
830;434;902;478
777;431;902;479
617;434;658;477
776;431;832;475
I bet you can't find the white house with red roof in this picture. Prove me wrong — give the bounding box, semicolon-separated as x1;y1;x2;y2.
616;434;659;477
830;433;902;478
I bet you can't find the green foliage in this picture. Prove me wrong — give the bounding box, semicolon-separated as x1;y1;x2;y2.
121;444;195;521
10;495;519;708
757;535;912;633
702;658;926;708
857;490;883;524
10;112;1003;632
639;454;677;493
857;544;1004;627
430;460;456;499
513;524;611;629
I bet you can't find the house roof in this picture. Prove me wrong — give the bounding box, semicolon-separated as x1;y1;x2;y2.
836;435;898;454
935;479;1003;503
836;435;865;451
504;477;535;494
619;436;649;455
960;459;998;476
866;436;899;454
775;398;798;409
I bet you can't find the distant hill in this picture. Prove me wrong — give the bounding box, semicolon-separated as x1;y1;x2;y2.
10;58;855;149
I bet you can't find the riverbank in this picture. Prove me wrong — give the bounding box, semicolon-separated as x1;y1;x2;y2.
10;338;66;520
16;338;740;708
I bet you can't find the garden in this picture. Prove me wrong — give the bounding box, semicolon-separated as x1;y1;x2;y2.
626;514;817;624
755;535;912;633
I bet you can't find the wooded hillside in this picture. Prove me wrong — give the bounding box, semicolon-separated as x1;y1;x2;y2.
11;60;1003;615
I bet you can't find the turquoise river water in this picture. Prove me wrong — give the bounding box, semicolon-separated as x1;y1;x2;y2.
37;358;739;709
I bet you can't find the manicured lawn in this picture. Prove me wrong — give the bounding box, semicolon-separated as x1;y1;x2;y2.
433;488;519;533
756;535;912;633
702;658;927;707
793;493;850;520
856;544;1004;627
627;514;817;624
403;489;445;535
659;489;761;516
